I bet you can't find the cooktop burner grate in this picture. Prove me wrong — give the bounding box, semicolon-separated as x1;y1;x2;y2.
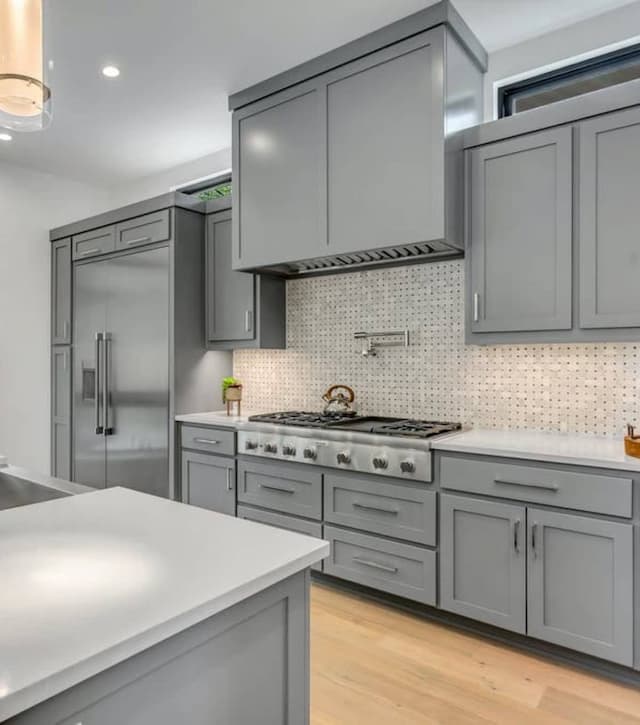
248;411;359;427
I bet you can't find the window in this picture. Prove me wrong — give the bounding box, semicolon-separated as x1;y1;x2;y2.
179;175;232;201
498;42;640;118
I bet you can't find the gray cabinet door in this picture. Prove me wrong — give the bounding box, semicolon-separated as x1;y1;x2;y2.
440;494;526;633
51;238;72;345
181;451;236;516
469;127;573;332
72;226;116;260
51;347;71;479
527;508;633;666
325;30;444;254
233;81;326;269
579;107;640;329
206;211;255;342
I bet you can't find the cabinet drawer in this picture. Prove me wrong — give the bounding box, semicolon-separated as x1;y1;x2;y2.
115;210;171;250
440;455;632;518
237;459;322;520
237;505;323;571
324;526;436;605
324;473;435;545
72;226;116;260
180;425;235;456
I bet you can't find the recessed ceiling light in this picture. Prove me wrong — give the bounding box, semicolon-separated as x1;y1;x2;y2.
0;132;12;142
102;65;120;78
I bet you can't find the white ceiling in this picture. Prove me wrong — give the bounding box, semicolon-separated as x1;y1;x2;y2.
2;0;638;186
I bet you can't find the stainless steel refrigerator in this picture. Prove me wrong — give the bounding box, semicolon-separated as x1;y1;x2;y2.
73;246;170;497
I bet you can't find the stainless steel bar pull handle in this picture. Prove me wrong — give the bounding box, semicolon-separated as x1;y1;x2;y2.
94;333;103;434
80;248;100;257
495;478;558;491
513;519;521;553
193;438;220;445
63;320;70;341
245;309;253;333
125;236;151;246
352;501;399;516
103;333;113;435
352;557;398;574
259;483;296;495
473;293;480;323
226;468;233;491
531;522;538;558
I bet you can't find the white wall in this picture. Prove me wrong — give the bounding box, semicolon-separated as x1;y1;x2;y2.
0;162;111;472
484;1;640;118
111;147;232;207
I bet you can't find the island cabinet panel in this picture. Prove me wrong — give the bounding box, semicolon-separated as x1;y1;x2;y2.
7;573;310;725
233;81;326;270
181;451;236;516
51;238;72;345
468;127;573;334
325;30;444;254
527;509;633;666
578;107;640;329
440;495;526;633
51;347;71;480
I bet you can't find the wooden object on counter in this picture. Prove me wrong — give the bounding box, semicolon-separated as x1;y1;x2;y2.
225;384;242;416
624;436;640;459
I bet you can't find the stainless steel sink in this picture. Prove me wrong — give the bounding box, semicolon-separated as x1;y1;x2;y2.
0;471;70;511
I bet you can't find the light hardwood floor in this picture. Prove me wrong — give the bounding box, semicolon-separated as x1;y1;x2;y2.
310;583;640;724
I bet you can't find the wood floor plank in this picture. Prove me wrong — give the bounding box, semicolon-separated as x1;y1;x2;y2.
310;583;640;725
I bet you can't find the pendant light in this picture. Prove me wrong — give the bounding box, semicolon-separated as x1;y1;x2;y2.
0;0;51;131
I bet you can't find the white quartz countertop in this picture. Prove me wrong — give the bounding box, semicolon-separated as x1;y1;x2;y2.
432;429;640;472
175;410;261;427
0;488;328;721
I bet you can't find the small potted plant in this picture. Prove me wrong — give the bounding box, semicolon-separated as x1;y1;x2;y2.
222;376;243;415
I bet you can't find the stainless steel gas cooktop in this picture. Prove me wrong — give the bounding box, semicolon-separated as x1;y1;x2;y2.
238;412;462;482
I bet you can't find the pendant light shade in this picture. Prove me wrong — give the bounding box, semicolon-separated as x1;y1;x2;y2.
0;0;51;131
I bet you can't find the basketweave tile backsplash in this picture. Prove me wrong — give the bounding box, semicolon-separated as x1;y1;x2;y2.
233;260;640;437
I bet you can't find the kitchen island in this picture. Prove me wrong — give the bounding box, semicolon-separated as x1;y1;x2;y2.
0;486;328;724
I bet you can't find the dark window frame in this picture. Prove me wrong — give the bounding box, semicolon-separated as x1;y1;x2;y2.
498;42;640;118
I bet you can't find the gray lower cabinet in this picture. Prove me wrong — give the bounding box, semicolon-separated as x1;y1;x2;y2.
51;347;71;479
206;209;285;350
233;81;326;270
181;451;236;516
440;494;526;633
237;505;323;572
527;508;633;666
468;127;573;334
578;106;640;329
51;238;71;345
324;525;436;605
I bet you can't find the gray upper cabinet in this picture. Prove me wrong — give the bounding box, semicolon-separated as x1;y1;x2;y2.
207;209;286;350
578;107;640;329
527;508;633;666
233;81;326;270
468;127;573;334
51;347;71;479
181;451;236;516
72;226;116;260
115;210;171;250
51;238;72;345
325;31;444;254
440;494;526;633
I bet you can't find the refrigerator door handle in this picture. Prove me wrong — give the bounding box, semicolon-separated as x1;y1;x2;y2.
103;333;114;435
95;333;104;434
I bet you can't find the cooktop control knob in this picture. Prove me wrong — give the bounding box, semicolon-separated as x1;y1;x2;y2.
263;443;278;454
336;451;351;465
282;444;296;456
400;459;416;474
244;439;258;451
372;456;388;470
303;446;318;460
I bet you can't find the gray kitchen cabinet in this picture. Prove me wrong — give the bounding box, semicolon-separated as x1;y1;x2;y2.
527;508;633;666
115;209;171;250
206;210;285;350
72;226;116;260
468;127;573;334
325;31;445;254
181;451;236;516
440;494;526;633
578;106;640;329
51;238;71;345
232;81;326;270
51;347;71;479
